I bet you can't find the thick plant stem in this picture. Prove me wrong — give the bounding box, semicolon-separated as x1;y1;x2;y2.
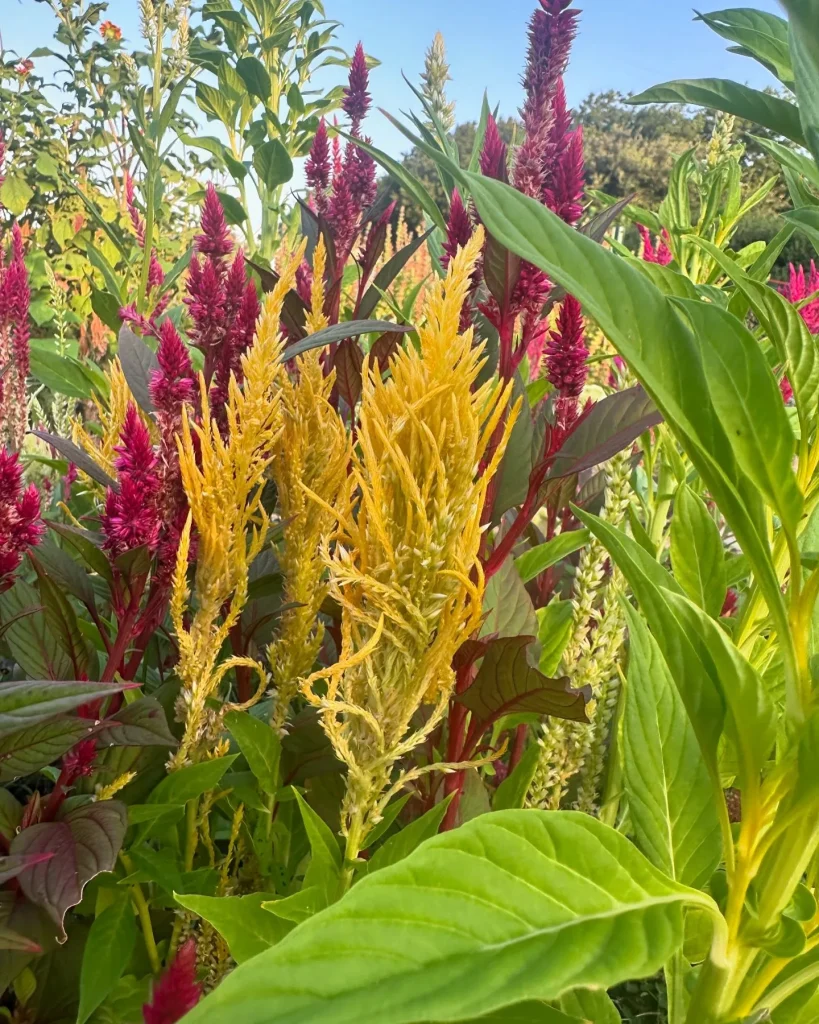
665;951;687;1024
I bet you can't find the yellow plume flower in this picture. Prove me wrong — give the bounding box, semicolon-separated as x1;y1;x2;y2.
302;226;519;866
305;236;329;334
170;243;305;769
267;345;350;728
72;358;145;484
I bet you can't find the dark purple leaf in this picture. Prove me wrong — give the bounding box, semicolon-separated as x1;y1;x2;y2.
287;320;413;361
455;635;590;726
0;853;55;886
333;338;364;408
31;431;116;490
483;230;521;311
247;260;309;341
118;326;159;415
369;331;404;371
550;386;662;478
358;227;436;321
0;679;132;739
580;193;637;244
0;718;98;783
11;802;128;941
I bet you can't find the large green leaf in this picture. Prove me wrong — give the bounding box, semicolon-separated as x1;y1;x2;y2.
781;0;819;167
174;892;290;963
253;139;294;191
0;678;129;739
184;811;713;1024
695;8;793;86
224;710;280;796
557;988;622;1024
628;79;805;146
463;171;791;672
622;606;722;888
0;717;97;783
77;894;136;1024
785;207;819;257
669;484;727;619
515;531;590;585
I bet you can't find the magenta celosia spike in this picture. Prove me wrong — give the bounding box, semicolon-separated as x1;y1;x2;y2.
147;250;164;293
544;125;585;225
638;225;672;266
0;135;5;190
480;114;508;182
443;190;473;270
125;173;146;248
546;293;588;400
656;229;673;266
114;405;158;487
101;403;163;557
343;43;371;132
0;448;44;592
782;261;819;334
142;940;201;1024
306;118;332;214
0;225;31;449
195;184;233;261
151;320;195;414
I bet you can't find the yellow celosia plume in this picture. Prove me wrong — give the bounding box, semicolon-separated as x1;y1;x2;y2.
170;242;306;769
72;358;145;483
305;235;329;335
302;226;519;867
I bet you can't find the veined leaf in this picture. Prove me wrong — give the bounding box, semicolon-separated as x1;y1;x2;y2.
0;676;129;739
515;530;590;584
148;756;237;806
224;710;281;796
695;8;793;86
628;79;805;146
95;696;176;748
118;327;159;415
173;891;290;963
0;717;97;783
785;207;819;257
77;893;136;1024
670;484;727;618
463;171;790;673
557;987;622;1024
622;605;722;888
184;811;715;1024
781;0;819;166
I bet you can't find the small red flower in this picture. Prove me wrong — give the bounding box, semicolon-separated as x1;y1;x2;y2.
100;21;123;41
14;60;34;78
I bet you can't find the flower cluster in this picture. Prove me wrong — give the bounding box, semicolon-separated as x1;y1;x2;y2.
546;293;589;430
638;224;673;266
0;225;31;449
0;448;43;592
782;260;819;335
143;940;201;1024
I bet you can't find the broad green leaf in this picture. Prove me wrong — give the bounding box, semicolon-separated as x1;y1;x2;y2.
557;987;622;1023
670;484;727;618
628;79;805;146
696;8;793;86
286;321;413;360
0;174;34;216
77;894;136;1024
453;1004;582;1024
225;710;281;796
464;171;790;661
236;55;272;102
196;81;235;124
148;756;237;806
253;139;294;191
515;530;590;584
493;743;541;811
455;635;589;726
361;798;453;876
0;579;74;681
184;811;714;1024
622;606;722;888
782;0;819;166
28;348;92;400
95;696;176;748
174;892;290;962
536;601;575;676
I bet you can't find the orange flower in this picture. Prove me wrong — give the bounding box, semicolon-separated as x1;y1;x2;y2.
100;21;122;41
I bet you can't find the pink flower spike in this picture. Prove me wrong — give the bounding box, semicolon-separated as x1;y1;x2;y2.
306;118;332;213
442;190;473;270
343;43;371;132
143;940;201;1024
195;184;233;261
0;449;44;592
781;261;819;334
480;114;508;182
546;293;588;401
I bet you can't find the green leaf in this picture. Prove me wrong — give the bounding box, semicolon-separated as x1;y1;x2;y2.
253;139;294;191
493;743;541;811
224;711;281;796
621;605;722;888
361;798;453;876
455;635;589;727
670;484;727;618
33;538;96;609
286;321;412;360
557;988;622;1023
515;531;590;584
785;207;819;257
696;8;793;85
0;174;34;216
183;811;714;1024
236;56;272;102
463;170;790;674
195;81;236;125
628;79;805;146
481;558;538;641
0;681;127;744
782;0;819;166
173;892;290;963
457;1002;582;1024
95;696;176;748
148;756;237;806
90;288;123;334
293;789;342;894
28;348;93;400
536;601;575;677
77;894;136;1024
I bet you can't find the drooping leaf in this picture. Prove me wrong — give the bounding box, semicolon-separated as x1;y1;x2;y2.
184;811;714;1024
0;676;129;739
550;387;661;478
785;207;819;257
455;635;589;727
622;606;722;888
31;431;116;490
173;892;290;963
118;327;159;415
77;893;137;1024
628;79;805;146
696;8;793;85
224;710;281;796
11;802;128;941
669;484;727;619
286;320;413;360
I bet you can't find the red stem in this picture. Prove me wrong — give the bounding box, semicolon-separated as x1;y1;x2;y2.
100;573;147;684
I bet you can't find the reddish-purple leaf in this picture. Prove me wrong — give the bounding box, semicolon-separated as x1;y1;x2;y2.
95;696;177;748
333;337;364;409
0;853;54;886
11;801;127;941
0;717;98;783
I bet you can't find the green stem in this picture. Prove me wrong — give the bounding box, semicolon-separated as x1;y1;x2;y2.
342;811;366;892
665;951;687;1024
120;854;161;975
762;962;819;1013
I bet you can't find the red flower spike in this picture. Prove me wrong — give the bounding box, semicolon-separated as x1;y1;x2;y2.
343;43;371;131
546;293;588;401
479;114;508;182
143;940;201;1024
195;184;233;262
306;118;332;214
0;450;44;592
781;261;819;335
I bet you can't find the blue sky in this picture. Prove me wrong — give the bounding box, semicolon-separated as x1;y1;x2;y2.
4;0;785;159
